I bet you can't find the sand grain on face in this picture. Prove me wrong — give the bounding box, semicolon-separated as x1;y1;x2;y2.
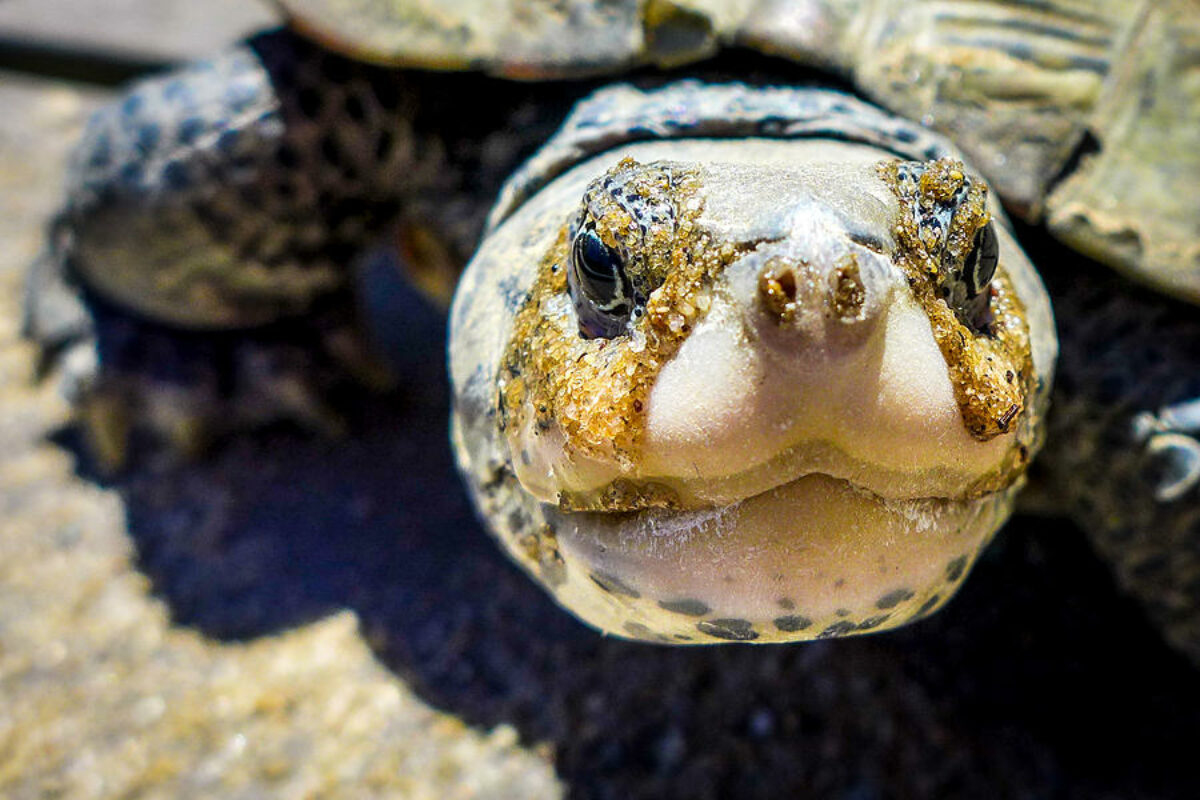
499;159;746;496
879;158;1035;448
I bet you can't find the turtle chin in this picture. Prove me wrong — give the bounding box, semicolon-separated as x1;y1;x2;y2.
542;471;1016;643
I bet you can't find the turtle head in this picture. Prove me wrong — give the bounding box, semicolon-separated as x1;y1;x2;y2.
451;140;1053;644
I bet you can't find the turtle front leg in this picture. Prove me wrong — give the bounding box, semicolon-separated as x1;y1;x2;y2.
1040;263;1200;664
29;275;392;470
23;29;448;470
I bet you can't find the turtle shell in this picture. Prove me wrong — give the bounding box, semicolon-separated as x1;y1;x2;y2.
275;0;742;77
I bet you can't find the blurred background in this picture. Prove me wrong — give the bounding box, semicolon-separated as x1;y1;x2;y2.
1;2;1199;798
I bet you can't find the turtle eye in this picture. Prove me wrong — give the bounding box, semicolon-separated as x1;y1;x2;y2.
963;223;999;296
569;226;634;338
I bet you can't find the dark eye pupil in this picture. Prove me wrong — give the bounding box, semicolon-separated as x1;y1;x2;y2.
965;223;999;295
576;229;620;289
569;226;634;339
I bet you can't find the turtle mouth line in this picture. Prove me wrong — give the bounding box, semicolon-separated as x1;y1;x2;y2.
547;402;1025;511
552;455;1004;516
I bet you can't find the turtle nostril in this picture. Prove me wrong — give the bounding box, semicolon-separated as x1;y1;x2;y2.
776;271;797;302
758;262;799;323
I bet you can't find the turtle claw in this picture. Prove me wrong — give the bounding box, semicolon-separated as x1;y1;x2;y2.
72;354;356;474
236;360;350;441
78;381;217;474
321;326;398;393
72;374;220;474
1144;433;1200;502
1132;400;1200;502
78;385;133;475
65;338;365;471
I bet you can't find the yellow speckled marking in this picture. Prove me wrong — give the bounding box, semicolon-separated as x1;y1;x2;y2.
879;158;1035;443
498;159;744;497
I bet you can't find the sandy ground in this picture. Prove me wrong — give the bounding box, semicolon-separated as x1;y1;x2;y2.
2;13;1200;799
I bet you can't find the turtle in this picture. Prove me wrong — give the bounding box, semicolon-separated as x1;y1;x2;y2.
23;1;1200;655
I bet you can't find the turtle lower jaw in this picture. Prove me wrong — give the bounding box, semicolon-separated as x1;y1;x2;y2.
539;469;1018;644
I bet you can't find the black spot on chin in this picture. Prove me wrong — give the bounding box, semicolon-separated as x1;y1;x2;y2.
162;79;194;103
697;618;759;641
856;614;891;631
121;93;144;116
817;621;858;638
915;594;942;617
589;571;641;599
945;555;969;583
161;160;191;191
623;622;654;640
216;129;244;156
135;123;161;154
876;588;915;610
774;615;813;632
177;116;206;145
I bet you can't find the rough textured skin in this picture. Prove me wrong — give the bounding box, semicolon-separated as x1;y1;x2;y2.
879;158;1034;443
1044;1;1200;305
48;32;443;329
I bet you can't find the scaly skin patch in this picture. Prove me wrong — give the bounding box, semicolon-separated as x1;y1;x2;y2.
879;158;1035;442
498;159;746;503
